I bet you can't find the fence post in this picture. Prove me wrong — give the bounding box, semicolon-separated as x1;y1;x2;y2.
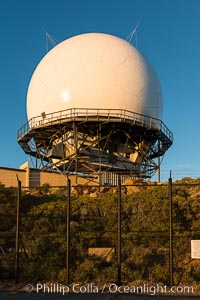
15;176;21;283
117;176;122;286
66;179;71;285
168;171;174;286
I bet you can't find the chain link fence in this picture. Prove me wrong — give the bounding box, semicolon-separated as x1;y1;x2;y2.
0;179;199;289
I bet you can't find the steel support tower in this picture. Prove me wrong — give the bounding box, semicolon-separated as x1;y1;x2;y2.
17;108;173;184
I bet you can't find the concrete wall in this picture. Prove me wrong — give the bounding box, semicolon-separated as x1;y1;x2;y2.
32;169;67;187
0;167;26;187
0;164;96;188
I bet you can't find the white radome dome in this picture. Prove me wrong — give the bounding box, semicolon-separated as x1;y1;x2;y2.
27;32;162;120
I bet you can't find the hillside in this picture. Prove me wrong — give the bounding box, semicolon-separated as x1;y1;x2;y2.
0;179;199;292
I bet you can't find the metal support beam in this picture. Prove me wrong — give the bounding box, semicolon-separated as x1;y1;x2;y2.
66;179;71;284
168;171;174;286
73;122;78;184
15;176;21;283
98;124;102;185
158;141;161;182
117;176;122;286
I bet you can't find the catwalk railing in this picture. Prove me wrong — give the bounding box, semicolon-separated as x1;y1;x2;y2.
17;108;173;142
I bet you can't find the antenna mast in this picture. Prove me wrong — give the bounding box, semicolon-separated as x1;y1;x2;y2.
126;21;140;47
43;27;58;52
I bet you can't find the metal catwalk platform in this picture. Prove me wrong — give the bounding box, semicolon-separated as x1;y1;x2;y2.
17;108;173;181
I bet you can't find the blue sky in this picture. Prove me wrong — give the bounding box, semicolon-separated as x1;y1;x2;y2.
0;0;200;181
